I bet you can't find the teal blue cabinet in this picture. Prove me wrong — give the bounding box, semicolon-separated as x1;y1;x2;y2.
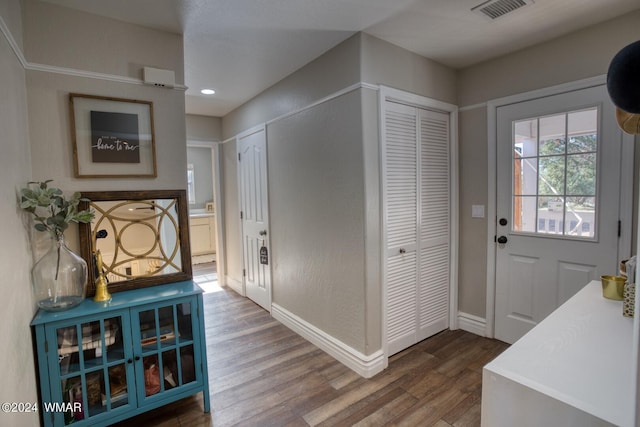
32;281;210;426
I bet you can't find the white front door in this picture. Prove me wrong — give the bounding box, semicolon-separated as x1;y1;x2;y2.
237;127;271;311
494;85;631;344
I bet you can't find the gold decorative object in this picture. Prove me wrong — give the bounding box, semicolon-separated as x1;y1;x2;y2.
93;250;112;303
601;275;626;300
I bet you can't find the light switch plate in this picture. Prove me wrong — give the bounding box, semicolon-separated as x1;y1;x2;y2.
472;205;485;218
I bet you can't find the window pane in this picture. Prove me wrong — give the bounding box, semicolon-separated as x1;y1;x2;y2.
539;114;566;155
187;163;196;205
510;108;598;241
566;153;596;195
538;196;563;235
568;109;597;153
538;156;565;196
513;156;537;196
514;119;538;157
565;197;595;238
513;196;537;232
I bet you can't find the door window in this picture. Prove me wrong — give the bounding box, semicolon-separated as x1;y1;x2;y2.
512;107;598;239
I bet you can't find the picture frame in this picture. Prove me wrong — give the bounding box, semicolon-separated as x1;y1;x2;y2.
70;93;157;178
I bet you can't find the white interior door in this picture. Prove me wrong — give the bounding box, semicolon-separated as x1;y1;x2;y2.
238;127;271;311
383;100;451;356
494;85;630;344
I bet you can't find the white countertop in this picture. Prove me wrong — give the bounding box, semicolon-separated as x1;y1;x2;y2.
189;212;215;218
484;280;635;426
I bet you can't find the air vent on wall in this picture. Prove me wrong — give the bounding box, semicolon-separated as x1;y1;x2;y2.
471;0;534;20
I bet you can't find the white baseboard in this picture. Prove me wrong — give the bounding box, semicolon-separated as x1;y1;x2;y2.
458;311;487;337
225;276;244;296
271;303;385;378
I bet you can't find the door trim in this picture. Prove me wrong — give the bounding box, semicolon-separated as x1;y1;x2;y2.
485;75;635;338
379;85;459;360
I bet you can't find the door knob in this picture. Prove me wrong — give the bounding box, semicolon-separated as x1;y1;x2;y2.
259;230;267;236
399;248;406;254
497;236;508;244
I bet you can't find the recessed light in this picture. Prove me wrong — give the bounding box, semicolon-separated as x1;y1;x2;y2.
200;89;215;95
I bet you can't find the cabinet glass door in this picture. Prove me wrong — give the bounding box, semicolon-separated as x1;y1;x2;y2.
136;299;198;401
54;314;133;424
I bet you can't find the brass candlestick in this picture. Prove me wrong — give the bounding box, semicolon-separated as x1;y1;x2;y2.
93;250;112;302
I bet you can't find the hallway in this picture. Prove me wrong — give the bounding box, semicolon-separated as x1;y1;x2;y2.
115;276;508;426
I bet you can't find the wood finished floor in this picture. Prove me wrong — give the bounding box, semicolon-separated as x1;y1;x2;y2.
115;268;509;427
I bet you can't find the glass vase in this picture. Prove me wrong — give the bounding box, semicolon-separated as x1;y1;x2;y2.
32;235;87;311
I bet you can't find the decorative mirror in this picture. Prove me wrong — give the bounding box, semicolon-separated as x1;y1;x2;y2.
79;190;192;296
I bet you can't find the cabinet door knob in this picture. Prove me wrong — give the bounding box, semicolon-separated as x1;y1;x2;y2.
127;358;133;364
399;248;406;254
134;355;141;361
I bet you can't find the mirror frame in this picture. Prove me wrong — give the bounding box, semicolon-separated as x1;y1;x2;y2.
79;189;193;296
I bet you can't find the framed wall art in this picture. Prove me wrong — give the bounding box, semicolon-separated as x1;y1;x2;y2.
70;93;157;178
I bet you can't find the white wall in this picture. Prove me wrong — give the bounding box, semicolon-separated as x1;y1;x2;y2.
0;2;38;425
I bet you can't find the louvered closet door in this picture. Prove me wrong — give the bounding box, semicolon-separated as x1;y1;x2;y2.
384;102;419;355
416;108;450;342
383;101;450;356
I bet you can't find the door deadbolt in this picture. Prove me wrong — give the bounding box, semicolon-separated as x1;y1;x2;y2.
499;218;508;226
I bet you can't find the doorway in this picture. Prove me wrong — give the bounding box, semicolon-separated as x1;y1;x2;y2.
380;86;459;357
488;82;634;344
186;141;225;291
237;126;272;311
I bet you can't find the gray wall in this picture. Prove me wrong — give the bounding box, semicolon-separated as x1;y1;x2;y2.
186;114;222;213
221;32;457;355
187;146;213;210
222;33;362;139
456;10;640;318
458;107;489;317
186;114;222;142
360;33;457;105
0;1;186;419
221;13;640;352
0;1;38;425
220;33;364;297
23;0;184;83
268;89;367;351
23;0;187;253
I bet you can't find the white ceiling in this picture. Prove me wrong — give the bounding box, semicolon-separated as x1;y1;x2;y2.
42;0;640;117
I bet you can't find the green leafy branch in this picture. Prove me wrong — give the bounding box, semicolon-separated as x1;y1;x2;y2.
20;180;94;239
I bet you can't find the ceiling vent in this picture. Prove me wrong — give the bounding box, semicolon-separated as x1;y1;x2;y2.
471;0;534;20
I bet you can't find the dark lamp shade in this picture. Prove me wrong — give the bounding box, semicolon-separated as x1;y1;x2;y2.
607;40;640;134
